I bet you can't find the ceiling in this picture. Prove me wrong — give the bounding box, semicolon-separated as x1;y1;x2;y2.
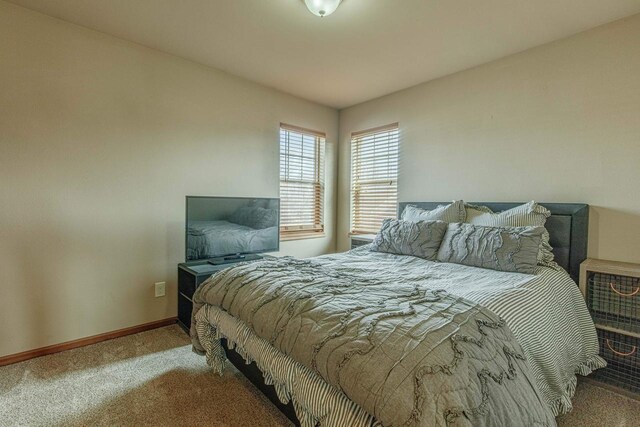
7;0;640;108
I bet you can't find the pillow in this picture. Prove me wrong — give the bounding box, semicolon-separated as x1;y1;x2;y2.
436;223;544;274
401;200;466;223
464;201;555;266
229;207;278;229
370;219;448;261
247;198;279;211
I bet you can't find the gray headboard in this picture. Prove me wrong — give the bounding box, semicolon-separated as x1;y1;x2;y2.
398;202;589;283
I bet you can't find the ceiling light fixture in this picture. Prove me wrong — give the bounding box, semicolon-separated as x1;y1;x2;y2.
304;0;342;17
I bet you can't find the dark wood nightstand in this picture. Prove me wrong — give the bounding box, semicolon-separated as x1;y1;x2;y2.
350;234;376;249
177;256;275;333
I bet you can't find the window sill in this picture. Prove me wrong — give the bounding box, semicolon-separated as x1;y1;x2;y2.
280;232;326;242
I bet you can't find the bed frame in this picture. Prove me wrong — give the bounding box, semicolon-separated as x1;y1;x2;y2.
223;201;590;426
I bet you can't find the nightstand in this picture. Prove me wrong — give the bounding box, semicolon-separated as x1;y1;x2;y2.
177;256;275;333
580;258;640;396
350;234;376;249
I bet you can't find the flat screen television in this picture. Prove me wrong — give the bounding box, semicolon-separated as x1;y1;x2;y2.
186;196;279;262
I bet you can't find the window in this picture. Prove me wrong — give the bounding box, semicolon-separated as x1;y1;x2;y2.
279;124;325;239
350;123;399;234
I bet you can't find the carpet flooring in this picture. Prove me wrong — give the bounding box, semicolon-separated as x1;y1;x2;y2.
1;325;638;426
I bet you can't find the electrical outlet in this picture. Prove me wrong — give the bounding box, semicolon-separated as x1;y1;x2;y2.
154;282;166;297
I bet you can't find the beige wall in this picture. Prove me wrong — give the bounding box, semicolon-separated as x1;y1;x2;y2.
338;14;640;263
0;2;338;357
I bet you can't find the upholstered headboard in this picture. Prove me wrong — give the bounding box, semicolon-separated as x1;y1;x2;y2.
398;202;589;283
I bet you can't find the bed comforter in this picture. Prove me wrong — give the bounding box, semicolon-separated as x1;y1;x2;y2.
192;251;567;426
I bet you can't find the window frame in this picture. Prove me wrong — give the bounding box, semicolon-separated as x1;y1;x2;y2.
279;123;326;241
350;123;399;235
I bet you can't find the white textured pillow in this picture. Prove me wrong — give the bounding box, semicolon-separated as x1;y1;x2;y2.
370;219;448;261
437;223;544;274
464;201;555;266
401;200;465;223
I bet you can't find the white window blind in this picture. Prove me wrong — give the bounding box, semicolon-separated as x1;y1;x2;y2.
351;123;399;234
279;124;325;238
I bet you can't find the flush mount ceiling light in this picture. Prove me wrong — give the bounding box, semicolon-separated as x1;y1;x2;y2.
304;0;342;17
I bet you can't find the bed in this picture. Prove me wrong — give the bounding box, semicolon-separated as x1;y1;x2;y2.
190;202;604;426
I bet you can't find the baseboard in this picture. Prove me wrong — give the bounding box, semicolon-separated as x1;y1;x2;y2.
0;317;177;367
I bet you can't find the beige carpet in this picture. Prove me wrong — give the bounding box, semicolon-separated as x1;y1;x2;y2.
0;325;637;427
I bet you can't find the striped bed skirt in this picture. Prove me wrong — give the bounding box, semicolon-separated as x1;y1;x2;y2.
194;304;380;427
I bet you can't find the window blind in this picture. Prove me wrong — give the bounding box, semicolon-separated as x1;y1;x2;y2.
351;123;399;234
279;124;325;238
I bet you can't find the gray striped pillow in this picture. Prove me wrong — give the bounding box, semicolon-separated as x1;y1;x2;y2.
464;201;555;266
401;200;465;223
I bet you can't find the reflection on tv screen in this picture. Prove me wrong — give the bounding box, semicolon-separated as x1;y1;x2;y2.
186;197;280;261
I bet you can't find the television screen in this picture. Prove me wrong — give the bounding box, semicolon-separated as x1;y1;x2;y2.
186;196;280;261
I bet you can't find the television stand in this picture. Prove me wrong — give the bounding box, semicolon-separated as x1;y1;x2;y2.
177;254;274;332
208;253;263;266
